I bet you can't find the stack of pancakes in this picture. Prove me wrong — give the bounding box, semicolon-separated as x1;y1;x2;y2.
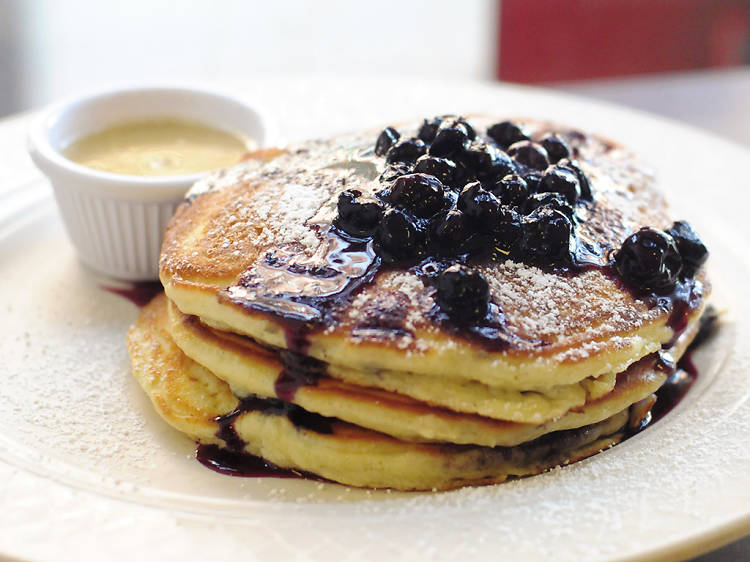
127;117;709;491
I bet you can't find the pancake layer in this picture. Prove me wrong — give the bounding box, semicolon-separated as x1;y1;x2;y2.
166;299;703;447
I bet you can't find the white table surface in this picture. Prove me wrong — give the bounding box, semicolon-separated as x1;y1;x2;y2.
2;72;749;561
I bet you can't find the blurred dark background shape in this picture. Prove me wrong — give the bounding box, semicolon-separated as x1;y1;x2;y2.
0;0;748;144
498;0;750;83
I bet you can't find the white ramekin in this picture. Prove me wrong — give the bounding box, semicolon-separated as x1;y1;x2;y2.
28;85;278;281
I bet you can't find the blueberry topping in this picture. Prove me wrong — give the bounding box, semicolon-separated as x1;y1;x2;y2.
362;115;705;319
522;170;543;192
451;118;477;141
375;127;400;156
665;220;708;278
463;142;516;183
522;208;574;266
524;192;575;220
379;162;412;183
487;121;530;148
335;189;385;238
387;173;449;218
492;173;529;207
413;156;458;187
451;160;473;189
385;138;426;164
458;182;502;233
539;167;581;204
431;210;473;254
508;141;550;170
429;123;471;158
374;208;425;263
493;206;523;252
418;117;443;143
435;264;490;323
557;159;592;200
614;227;683;293
540;134;570;163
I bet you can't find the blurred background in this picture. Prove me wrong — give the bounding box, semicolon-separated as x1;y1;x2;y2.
1;0;749;143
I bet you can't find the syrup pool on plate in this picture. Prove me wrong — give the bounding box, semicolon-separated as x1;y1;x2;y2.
63;117;255;176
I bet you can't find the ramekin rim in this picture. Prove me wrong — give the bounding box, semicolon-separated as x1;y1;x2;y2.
27;83;281;198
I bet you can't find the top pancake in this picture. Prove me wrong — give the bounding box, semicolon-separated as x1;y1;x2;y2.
160;117;707;388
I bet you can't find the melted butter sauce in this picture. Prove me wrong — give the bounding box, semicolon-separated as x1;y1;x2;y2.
64;118;252;176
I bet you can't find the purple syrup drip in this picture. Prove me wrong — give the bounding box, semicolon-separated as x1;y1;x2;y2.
102;281;163;308
196;445;302;479
274;351;326;402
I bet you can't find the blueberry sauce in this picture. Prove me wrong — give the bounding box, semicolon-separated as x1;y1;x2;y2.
274;351;326;401
649;350;699;424
198;394;334;479
103;281;162;308
637;307;718;432
196;444;303;478
227;231;380;353
215;394;334;453
644;278;706;348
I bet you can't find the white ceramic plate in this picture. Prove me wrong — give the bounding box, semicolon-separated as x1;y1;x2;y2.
1;78;749;561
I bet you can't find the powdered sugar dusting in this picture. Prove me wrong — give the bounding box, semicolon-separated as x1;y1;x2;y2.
344;271;435;350
482;260;652;357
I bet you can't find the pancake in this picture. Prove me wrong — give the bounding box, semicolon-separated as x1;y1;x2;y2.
129;115;712;490
159;118;703;390
128;295;633;490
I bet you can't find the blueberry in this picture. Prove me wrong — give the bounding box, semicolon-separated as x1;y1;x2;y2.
665;221;708;278
557;159;592;200
451;118;477;141
379;162;412;183
614;227;683;293
451;159;473;189
458;182;502;233
463;142;516;183
487;121;530;148
385;138;426;164
387;173;448;218
375;127;400;156
524;192;575;220
522;208;574;267
540;134;570;163
374;208;426;263
335;189;385;238
494;205;523;253
430;210;473;254
491;173;529;207
539;167;581;204
522;170;543;192
429;122;471;158
413;155;458;187
435;264;490;323
418;117;443;143
508;141;550;170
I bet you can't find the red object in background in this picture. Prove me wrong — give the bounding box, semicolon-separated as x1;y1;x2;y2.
498;0;750;83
